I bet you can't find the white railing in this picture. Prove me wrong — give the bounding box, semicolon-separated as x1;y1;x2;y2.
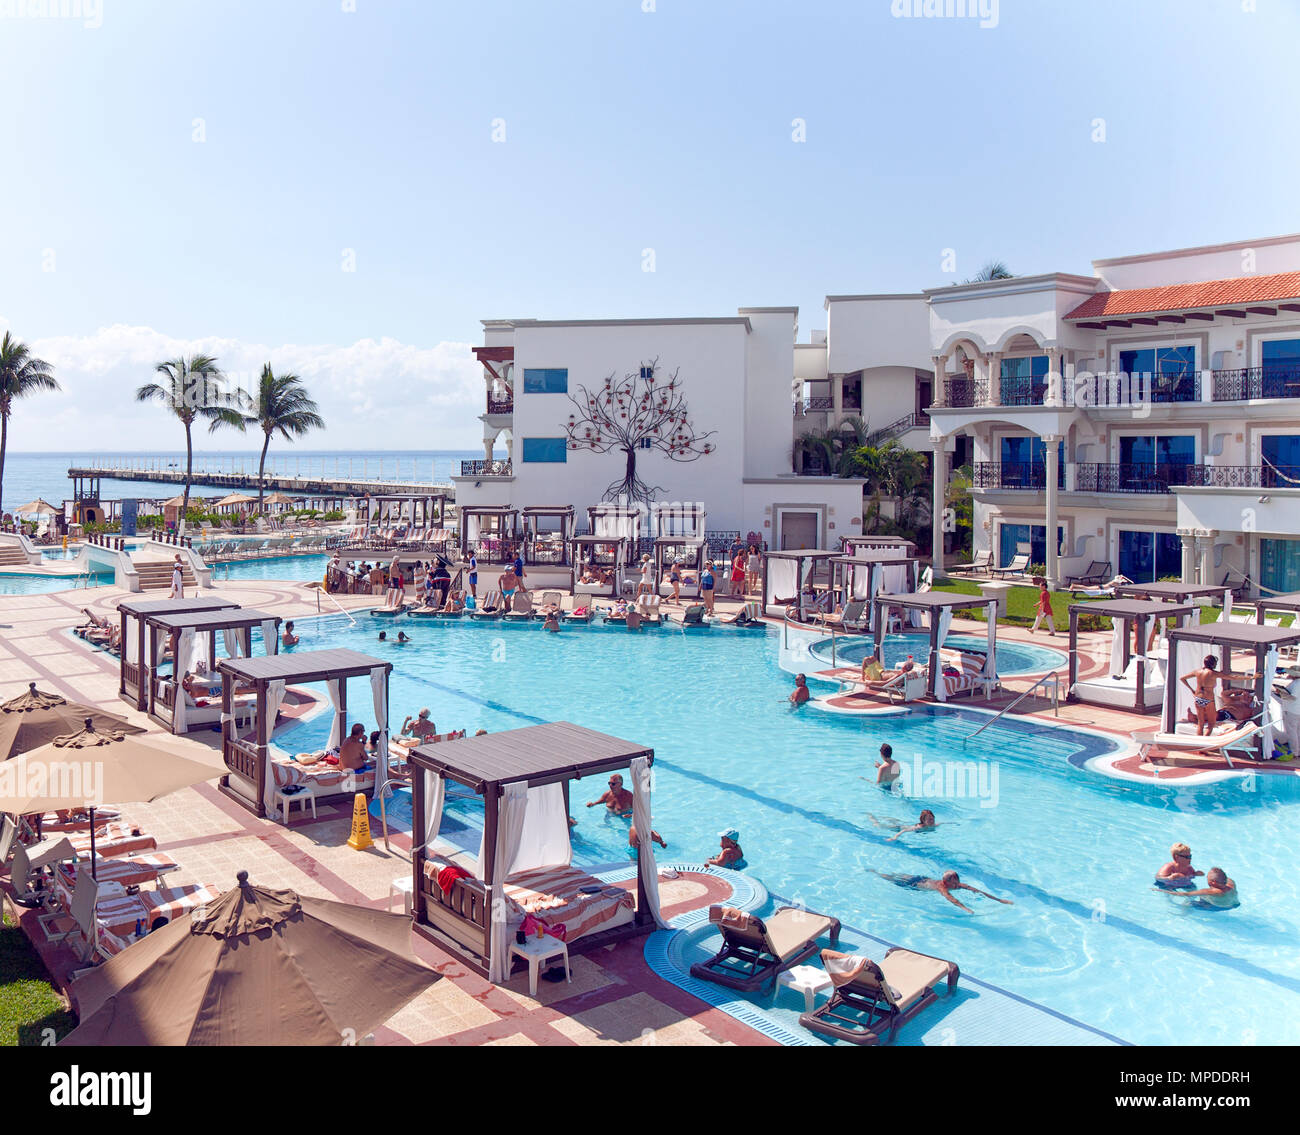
968;672;1060;738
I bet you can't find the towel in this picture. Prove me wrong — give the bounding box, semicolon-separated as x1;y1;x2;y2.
436;864;473;894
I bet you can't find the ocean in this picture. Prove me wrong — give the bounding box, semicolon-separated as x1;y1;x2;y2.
0;450;484;510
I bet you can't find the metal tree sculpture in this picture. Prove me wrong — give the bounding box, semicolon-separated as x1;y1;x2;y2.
563;358;716;507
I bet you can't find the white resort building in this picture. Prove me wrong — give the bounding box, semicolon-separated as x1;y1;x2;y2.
457;233;1300;596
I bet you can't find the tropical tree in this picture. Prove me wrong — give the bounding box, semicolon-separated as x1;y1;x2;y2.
135;355;244;529
943;462;975;556
847;440;930;534
792;416;887;476
224;364;325;515
964;260;1015;283
0;333;60;518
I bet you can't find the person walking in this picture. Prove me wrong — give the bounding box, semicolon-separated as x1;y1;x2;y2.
1030;578;1056;635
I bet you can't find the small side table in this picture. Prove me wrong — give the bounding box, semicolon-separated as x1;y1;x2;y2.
778;964;832;1013
389;875;413;915
509;933;571;997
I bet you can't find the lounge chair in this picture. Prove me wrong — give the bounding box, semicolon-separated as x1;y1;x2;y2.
1066;561;1112;588
990;552;1030;579
502;590;535;621
917;565;934;593
1131;719;1272;768
949;549;991;575
467;590;503;619
723;600;765;627
799;946;959;1045
564;604;594;624
538;590;563;616
689;904;841;995
8;836;76;904
636;594;662;623
818;599;866;631
677;603;707;626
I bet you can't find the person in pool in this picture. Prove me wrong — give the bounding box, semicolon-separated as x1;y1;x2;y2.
789;674;810;705
707;829;745;869
875;869;1013;914
875;743;900;788
396;630;411;644
281;620;299;647
543;611;560;633
586;773;633;816
400;708;437;744
1168;867;1239;910
628;824;668;855
1155;842;1203;889
885;809;938;841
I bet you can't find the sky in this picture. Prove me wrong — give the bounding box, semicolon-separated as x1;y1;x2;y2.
1;0;1297;451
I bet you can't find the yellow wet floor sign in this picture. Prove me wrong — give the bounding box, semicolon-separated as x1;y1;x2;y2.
347;793;374;850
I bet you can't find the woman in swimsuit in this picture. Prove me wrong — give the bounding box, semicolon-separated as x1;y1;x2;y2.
875;869;1013;914
1179;654;1236;736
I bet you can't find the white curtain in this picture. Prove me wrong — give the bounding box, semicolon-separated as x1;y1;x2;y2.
369;666;389;794
882;564;907;594
1169;639;1204;730
851;564;870;602
126;617;139;665
594;508;636;544
907;562;924;626
508;784;571;875
423;770;446;853
766;558;798;607
1109;620;1125;677
260;618;279;656
1262;646;1279;758
188;631;208;678
222;627;240;659
326;678;343;750
984;604;997;678
173;627;195;734
487;782;529;984
933;608;954;703
630;756;665;928
867;565;881;630
466;513;481;543
261;679;288;817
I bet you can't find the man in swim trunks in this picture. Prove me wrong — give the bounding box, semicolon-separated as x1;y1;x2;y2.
1155;842;1203;888
876;869;1013;914
1180;654;1238;736
875;743;900;787
467;552;478;599
339;723;371;771
498;565;518;602
1172;866;1239;910
789;673;810;705
281;620;299;647
586;773;633;816
887;809;937;841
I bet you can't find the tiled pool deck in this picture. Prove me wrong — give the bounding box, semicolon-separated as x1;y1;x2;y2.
0;576;1240;1044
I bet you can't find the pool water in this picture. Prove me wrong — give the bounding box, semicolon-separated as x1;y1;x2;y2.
811;632;1066;676
277;614;1300;1045
215;554;330;583
0;571;111;595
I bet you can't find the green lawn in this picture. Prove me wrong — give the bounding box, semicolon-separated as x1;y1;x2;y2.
0;910;76;1046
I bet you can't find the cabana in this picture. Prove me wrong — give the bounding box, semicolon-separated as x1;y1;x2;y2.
588;503;642;566
650;502;706;540
870;592;1000;701
459;506;520;565
1160;622;1300;758
1067;600;1196;712
653;535;708;599
762;549;839;622
569;534;627;598
1112;581;1227;606
842;534;918;558
828;551;918;630
409;722;665;981
118;597;239;711
520;506;575;566
218;649;392;820
1254;592;1300;627
142;607;283;734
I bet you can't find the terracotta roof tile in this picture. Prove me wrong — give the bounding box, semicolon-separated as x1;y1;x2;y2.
1066;271;1300;320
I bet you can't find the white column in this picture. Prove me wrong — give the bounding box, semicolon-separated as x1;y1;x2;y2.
931;355;949;407
931;437;947;571
1044;434;1061;588
985;352;1002;406
1179;529;1196;583
831;373;844;423
1045;347;1063;407
1199;529;1217;586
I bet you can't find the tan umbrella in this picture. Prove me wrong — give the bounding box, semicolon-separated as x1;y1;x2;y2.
161;494;187;509
62;870;438;1046
0;721;223;874
263;492;296;505
217;492;256;507
0;683;146;762
14;498;58;516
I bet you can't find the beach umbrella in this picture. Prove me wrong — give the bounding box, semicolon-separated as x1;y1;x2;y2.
0;720;223;876
217;492;256;507
0;683;146;762
161;495;187;509
14;498;58;516
61;870;437;1046
263;491;295;505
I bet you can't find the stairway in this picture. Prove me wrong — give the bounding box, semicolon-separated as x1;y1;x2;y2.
0;546;29;566
132;559;198;592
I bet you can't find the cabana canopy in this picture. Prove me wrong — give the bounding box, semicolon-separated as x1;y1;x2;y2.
1161;622;1300;756
409;722;663;981
118;597;240;711
520;505;575;566
569;534;627;596
1255;592;1300;621
762;548;839;622
588;504;642;565
650;502;706;540
1112;581;1226;604
1066;599;1195;713
459;505;520;564
871;591;999;700
828;551;917;626
218;649;392;819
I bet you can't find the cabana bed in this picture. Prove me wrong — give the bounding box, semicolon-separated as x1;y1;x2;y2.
588;503;643;566
459;506;520;567
218;648;392;820
117;596;239;711
143;607;282;734
520;505;576;567
654;535;707;599
870;592;1000;702
409;722;666;981
828;551;918;631
762;548;840;622
1066;600;1195;712
568;534;627;598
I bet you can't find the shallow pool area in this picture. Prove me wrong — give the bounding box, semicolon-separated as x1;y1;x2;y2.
810;632;1067;676
0;570;111;595
213;554;330;583
272;612;1300;1045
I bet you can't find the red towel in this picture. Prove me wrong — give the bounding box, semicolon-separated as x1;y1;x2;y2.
437;864;473;894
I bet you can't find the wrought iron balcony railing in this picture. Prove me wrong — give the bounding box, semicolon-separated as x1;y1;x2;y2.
459;460;513;477
1211;366;1300;401
972;461;1065;490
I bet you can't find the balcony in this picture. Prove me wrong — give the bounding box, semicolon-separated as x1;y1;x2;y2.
1074;462;1196;494
943;376;984;408
460;459;513;477
999;376;1048;407
972;462;1065;490
485;395;514;415
1211;365;1300;401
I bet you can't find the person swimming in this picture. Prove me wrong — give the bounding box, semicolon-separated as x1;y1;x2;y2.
789;674;810;705
874;743;900;789
1154;842;1203;889
875;869;1013;914
1165;866;1239;910
881;809;938;841
586;773;633;817
706;829;746;869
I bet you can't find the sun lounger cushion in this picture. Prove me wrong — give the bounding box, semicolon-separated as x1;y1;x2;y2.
503;865;635;943
763;908;839;962
878;950;956;1010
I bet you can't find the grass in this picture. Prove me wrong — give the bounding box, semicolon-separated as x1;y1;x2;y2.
0;909;76;1046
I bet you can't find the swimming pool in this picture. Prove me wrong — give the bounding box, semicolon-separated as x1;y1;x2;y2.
0;570;111;595
810;632;1067;676
214;554;330;583
276;614;1300;1045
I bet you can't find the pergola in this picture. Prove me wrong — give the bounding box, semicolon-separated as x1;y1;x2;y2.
762;548;839;622
653;535;708;596
1066;599;1196;713
1254;592;1300;624
520;506;576;567
218;648;391;818
409;722;662;980
1112;581;1227;605
118;596;239;711
366;492;448;532
1161;622;1300;755
650;502;706;540
142;607;282;733
588;503;642;565
871;591;999;700
828;550;917;624
842;534;917;557
568;534;628;596
459;505;520;564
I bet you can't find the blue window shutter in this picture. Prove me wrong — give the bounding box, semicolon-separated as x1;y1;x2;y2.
522;438;567;463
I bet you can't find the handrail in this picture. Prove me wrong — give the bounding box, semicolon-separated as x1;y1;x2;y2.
313;583;357;626
968;671;1060;738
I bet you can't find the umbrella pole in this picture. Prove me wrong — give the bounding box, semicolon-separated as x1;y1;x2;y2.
89;805;97;880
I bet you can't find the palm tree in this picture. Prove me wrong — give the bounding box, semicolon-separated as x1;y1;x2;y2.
237;364;325;514
0;333;60;518
964;260;1015;283
136;355;242;530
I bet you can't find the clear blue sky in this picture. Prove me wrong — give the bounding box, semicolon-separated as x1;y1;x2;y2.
1;0;1297;449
